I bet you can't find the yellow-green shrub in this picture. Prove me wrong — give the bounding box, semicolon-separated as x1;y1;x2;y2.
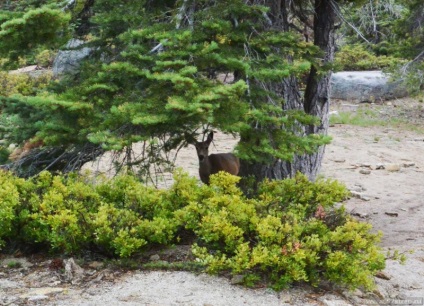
0;171;22;248
0;71;52;97
334;44;405;71
182;173;383;290
35;50;56;68
0;170;385;290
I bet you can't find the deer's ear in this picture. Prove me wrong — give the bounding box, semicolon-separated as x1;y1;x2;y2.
207;131;214;143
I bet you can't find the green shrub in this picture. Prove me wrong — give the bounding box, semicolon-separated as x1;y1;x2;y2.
35;49;56;68
184;173;384;290
334;44;405;71
0;171;22;248
0;170;385;290
0;71;52;97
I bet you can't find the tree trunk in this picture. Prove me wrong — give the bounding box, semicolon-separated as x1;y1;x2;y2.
240;0;337;183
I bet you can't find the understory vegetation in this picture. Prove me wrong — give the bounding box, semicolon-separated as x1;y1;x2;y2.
334;44;406;71
0;170;385;290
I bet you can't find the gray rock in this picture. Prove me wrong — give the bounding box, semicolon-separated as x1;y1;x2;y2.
52;39;93;76
330;71;408;102
2;257;33;269
64;258;84;284
0;279;21;289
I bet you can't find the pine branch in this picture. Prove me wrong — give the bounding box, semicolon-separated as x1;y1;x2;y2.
401;49;424;74
5;144;104;177
150;0;192;54
330;0;370;44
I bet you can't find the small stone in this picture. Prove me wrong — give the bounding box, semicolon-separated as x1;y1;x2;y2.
149;254;160;261
350;191;362;198
385;212;399;217
28;295;49;302
352;212;369;219
88;261;103;269
360;163;372;168
278;292;292;303
351;288;364;298
402;162;415;167
372;288;385;299
230;274;244;285
333;158;346;163
385;164;401;172
20;287;65;299
375;163;385;170
350;191;371;201
360;195;371;201
359;169;371;174
396;293;408;300
375;271;391;280
354;183;366;191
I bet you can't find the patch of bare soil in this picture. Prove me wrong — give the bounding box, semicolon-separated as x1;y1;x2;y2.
1;98;424;306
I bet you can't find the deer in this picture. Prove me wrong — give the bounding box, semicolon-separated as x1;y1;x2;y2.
189;131;240;185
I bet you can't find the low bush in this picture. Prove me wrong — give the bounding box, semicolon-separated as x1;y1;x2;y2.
35;49;56;68
334;44;405;71
0;71;52;97
0;169;385;290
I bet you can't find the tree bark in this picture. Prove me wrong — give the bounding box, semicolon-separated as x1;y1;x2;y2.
240;0;337;183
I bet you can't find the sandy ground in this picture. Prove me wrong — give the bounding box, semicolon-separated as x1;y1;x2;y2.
1;99;424;305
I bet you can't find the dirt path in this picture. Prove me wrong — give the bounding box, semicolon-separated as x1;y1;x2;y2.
321;123;424;304
1;100;424;305
322;124;424;247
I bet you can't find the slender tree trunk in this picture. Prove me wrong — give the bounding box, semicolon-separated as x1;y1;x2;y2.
240;0;337;183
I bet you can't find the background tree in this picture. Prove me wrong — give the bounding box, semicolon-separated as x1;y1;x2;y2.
393;0;424;92
336;0;424;92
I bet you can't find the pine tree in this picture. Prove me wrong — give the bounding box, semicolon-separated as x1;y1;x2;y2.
1;0;347;183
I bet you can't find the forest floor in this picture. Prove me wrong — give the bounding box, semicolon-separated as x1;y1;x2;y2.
1;98;424;305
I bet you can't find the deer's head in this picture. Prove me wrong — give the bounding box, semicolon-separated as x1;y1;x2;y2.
189;132;214;162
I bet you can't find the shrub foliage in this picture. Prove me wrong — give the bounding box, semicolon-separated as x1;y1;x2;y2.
334;44;405;71
0;170;385;290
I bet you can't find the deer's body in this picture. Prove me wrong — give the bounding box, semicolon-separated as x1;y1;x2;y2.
192;132;240;184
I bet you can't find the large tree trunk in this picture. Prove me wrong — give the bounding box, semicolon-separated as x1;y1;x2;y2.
240;0;337;183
